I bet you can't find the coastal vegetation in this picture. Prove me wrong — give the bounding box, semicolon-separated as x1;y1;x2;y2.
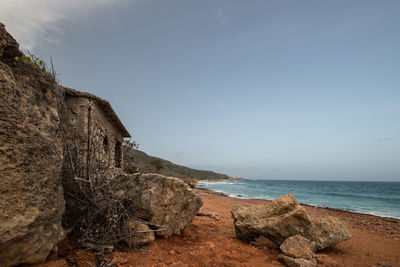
123;147;231;180
21;51;46;72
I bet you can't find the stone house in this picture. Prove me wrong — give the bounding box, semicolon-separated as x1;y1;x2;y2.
63;87;131;176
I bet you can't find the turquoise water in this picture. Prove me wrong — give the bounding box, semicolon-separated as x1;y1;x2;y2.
197;180;400;219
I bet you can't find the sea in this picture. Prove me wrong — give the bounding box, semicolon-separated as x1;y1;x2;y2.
197;180;400;219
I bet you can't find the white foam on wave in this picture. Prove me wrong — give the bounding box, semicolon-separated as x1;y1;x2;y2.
198;181;244;186
227;193;248;199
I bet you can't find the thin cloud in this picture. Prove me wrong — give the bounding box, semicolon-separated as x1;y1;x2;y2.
0;0;128;50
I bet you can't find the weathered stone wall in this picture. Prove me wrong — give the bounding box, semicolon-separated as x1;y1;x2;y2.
63;96;90;178
91;100;125;169
0;23;65;266
63;96;125;173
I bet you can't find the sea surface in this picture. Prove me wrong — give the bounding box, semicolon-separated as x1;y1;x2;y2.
197;180;400;219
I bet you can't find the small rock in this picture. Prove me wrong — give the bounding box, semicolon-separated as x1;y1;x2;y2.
280;235;315;259
197;210;219;220
311;216;351;250
278;254;317;267
169;250;176;255
205;241;216;249
314;254;337;266
123;220;155;247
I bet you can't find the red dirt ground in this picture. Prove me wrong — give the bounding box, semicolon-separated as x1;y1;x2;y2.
33;189;400;267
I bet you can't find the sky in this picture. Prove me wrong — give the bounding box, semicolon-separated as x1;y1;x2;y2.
1;0;399;181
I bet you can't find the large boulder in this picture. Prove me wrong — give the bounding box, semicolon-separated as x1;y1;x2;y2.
114;173;203;236
0;23;65;266
311;216;351;250
231;194;314;245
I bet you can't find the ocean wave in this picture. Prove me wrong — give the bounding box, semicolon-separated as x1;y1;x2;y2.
228;193;248;198
201;180;400;219
323;192;400;203
197;181;245;186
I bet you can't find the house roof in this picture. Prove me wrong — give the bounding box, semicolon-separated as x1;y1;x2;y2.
64;87;131;138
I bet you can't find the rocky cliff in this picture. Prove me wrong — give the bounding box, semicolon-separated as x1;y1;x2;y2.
0;23;65;266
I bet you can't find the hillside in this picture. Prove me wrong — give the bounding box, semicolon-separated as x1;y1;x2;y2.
124;149;231;180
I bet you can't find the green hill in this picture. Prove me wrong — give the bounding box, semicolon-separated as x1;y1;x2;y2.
124;149;230;180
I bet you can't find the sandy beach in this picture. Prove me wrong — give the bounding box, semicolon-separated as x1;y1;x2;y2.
35;188;400;267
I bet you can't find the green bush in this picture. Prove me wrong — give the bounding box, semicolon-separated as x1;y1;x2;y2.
21;51;46;72
124;164;139;174
184;181;196;189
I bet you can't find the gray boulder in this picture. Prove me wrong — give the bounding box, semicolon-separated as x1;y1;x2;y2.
311;216;352;250
0;23;65;266
231;194;314;244
115;173;203;236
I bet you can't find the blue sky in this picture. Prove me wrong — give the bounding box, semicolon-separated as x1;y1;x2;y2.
1;0;399;181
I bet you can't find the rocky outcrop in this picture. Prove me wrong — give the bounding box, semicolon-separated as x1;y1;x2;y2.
0;23;65;266
114;173;203;236
231;194;314;244
311;216;352;250
123;219;155;247
280;235;315;260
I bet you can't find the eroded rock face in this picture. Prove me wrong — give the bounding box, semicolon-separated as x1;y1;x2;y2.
115;173;203;236
231;194;314;244
0;23;65;266
311;216;351;250
280;234;315;260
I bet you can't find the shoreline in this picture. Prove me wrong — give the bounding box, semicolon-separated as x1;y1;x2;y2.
197;187;400;240
35;187;400;267
196;179;400;220
198;186;400;221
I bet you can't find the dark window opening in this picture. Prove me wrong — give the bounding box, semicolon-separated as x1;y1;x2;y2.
103;136;109;153
115;141;122;168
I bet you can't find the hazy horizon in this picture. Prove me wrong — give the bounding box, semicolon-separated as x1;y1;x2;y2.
1;0;399;181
